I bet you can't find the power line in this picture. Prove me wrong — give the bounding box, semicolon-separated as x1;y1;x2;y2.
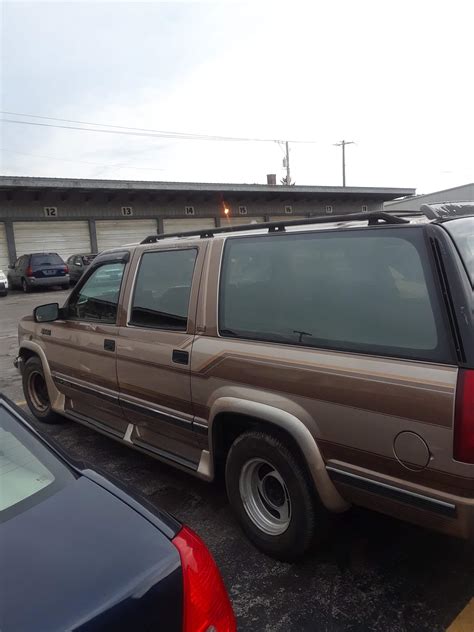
1;118;218;141
0;147;165;171
0;111;319;144
1;111;256;141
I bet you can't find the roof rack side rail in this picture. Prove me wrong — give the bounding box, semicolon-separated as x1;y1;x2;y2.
421;202;474;220
140;211;410;244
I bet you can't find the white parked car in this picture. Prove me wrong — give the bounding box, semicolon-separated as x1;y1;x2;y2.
0;270;9;296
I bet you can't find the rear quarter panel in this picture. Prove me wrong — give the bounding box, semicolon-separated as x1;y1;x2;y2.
191;233;473;511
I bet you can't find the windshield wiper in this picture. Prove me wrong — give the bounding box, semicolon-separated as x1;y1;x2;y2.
293;329;313;343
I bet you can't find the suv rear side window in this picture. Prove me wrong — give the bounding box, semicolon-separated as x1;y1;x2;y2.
66;262;125;323
219;230;448;360
31;254;63;266
443;218;474;286
130;249;197;330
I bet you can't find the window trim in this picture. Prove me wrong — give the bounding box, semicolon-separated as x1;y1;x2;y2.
63;260;127;325
217;227;456;364
127;247;198;332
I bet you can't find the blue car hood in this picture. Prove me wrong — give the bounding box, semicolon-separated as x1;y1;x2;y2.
0;476;182;631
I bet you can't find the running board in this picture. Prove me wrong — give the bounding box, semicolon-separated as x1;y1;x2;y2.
327;466;457;518
65;410;124;439
65;410;202;475
133;439;199;471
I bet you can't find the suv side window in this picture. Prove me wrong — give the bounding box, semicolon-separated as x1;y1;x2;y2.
219;230;447;361
66;262;125;323
130;249;197;330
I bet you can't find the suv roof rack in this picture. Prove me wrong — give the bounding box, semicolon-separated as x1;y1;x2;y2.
140;211;409;244
421;202;474;220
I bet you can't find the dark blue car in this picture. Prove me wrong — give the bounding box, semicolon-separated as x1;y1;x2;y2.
0;396;236;632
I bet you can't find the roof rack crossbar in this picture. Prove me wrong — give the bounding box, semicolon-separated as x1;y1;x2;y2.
140;211;409;244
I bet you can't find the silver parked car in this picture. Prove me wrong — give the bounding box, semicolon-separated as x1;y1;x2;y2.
66;254;97;285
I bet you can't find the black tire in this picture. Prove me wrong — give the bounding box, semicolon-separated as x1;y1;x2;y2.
225;431;329;561
22;356;61;424
22;278;31;293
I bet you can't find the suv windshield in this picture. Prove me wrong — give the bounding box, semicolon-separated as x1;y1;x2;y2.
444;218;474;286
0;403;75;523
31;254;64;266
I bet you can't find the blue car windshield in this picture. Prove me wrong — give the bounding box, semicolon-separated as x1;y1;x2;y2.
0;403;76;523
31;254;64;266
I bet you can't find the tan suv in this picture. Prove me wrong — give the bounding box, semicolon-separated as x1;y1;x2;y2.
16;205;474;561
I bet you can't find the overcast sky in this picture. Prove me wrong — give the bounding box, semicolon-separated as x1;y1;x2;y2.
1;0;473;193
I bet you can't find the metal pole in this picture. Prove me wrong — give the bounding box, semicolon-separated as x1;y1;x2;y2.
334;140;354;187
285;141;290;185
342;141;346;187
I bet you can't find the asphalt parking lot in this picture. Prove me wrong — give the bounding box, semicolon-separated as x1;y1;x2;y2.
1;288;473;632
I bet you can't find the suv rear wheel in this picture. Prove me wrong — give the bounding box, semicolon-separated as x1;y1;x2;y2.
23;356;60;424
225;431;328;561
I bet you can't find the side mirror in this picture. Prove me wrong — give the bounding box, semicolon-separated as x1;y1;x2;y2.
8;264;14;269
34;303;60;323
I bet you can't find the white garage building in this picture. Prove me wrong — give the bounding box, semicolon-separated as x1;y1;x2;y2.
384;182;474;213
0;176;414;266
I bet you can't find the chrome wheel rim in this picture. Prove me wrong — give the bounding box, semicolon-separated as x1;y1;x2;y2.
28;371;49;413
239;458;291;535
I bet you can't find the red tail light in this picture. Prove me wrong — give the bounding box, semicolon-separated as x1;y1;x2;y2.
172;526;236;632
26;265;33;277
64;265;69;274
454;369;474;464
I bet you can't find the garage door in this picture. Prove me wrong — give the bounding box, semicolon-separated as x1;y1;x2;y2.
163;218;216;233
268;215;306;222
96;220;158;252
13;221;91;261
0;223;9;271
224;216;264;226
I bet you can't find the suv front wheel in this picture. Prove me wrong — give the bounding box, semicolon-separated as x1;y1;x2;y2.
225;431;328;561
23;356;61;424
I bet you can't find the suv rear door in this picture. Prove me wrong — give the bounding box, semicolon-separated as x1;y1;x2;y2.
116;243;207;470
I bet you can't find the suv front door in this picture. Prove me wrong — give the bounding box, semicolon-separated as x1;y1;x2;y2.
116;244;207;469
47;258;128;437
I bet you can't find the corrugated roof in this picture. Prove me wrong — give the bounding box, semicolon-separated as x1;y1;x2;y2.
385;183;474;208
0;175;415;199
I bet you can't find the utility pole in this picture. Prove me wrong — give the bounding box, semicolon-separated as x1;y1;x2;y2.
334;140;354;186
285;141;290;185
